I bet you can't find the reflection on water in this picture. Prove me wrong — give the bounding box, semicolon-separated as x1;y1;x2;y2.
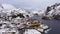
31;15;60;34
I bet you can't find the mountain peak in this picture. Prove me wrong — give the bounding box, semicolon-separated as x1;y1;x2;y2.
1;3;16;10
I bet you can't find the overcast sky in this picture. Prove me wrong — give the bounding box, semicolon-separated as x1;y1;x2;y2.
0;0;60;10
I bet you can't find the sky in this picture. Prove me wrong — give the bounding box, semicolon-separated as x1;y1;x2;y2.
0;0;60;10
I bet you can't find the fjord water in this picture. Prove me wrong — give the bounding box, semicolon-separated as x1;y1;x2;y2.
31;15;60;34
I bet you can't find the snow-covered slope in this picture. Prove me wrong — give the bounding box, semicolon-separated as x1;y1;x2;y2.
0;4;16;13
2;4;16;10
0;4;29;19
43;3;60;20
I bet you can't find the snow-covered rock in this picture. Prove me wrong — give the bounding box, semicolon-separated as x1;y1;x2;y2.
24;29;41;34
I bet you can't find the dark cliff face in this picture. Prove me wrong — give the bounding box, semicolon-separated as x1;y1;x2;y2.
53;15;60;20
46;6;51;15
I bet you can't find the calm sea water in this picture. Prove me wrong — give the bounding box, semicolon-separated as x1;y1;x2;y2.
31;15;60;34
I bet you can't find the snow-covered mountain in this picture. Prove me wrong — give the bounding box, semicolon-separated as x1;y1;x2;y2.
0;4;27;13
42;3;60;20
0;4;16;13
0;4;30;18
2;4;16;10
